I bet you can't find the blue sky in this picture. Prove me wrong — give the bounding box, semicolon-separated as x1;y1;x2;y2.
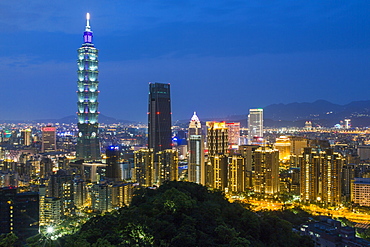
0;1;369;121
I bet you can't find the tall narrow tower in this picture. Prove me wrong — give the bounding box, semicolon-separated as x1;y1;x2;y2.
76;13;101;161
188;112;204;185
248;108;263;144
148;83;172;155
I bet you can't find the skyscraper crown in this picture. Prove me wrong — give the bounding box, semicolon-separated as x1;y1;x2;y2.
191;112;200;122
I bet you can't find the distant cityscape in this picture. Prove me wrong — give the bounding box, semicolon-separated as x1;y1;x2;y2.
0;13;370;246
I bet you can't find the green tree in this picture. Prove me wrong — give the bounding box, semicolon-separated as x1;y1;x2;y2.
0;233;18;247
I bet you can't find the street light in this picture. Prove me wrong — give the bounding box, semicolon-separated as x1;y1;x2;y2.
46;226;54;234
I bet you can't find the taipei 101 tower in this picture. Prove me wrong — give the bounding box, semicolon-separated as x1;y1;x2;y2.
76;13;101;161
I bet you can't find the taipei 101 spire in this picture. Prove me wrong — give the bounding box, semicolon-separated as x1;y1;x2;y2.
76;13;101;161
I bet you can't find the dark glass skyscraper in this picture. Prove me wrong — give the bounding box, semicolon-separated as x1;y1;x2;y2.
148;83;172;155
106;146;121;181
76;13;100;161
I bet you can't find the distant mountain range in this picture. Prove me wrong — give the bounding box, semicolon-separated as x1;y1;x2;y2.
176;100;370;128
263;100;370;127
0;114;136;125
0;100;369;127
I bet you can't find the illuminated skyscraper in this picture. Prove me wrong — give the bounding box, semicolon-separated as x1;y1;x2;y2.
226;122;240;147
352;178;370;206
188;112;205;185
76;13;101;161
205;122;228;189
41;126;56;153
206;122;228;156
157;149;178;185
106;146;122;181
20;129;32;146
227;154;245;193
248;108;263;144
134;148;154;187
274;136;291;160
254;146;280;195
148;83;172;155
299;148;343;205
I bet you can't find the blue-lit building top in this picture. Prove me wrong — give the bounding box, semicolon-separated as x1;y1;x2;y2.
76;13;101;161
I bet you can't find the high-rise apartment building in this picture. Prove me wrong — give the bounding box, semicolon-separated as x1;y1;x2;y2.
148;82;172;156
76;13;101;161
91;183;112;213
205;122;228;189
0;188;39;240
248;109;263;144
206;154;228;190
134;149;154;187
342;164;355;202
41;126;56;153
39;186;61;226
253;146;280;195
226;122;240;147
227;154;246;193
352;178;370;206
156;149;178;186
299;148;344;205
238;145;259;188
188;112;204;185
206;122;228;156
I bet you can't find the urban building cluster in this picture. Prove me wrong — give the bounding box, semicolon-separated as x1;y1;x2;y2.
0;14;369;244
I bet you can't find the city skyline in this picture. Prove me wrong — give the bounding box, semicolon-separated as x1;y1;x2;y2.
0;1;369;122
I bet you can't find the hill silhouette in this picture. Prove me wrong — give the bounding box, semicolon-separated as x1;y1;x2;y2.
59;181;313;247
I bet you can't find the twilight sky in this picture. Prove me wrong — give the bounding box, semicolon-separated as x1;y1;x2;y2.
0;0;369;122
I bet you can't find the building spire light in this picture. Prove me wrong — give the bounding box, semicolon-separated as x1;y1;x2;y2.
85;13;91;31
191;112;200;122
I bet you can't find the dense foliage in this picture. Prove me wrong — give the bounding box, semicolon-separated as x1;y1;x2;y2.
60;181;313;246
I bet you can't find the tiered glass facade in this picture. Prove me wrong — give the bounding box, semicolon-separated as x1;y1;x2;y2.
76;14;101;161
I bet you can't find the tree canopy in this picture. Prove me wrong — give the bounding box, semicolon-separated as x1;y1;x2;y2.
60;181;313;246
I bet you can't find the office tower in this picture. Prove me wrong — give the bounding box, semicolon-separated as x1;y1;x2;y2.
188;112;205;185
299;148;344;205
206;122;228;156
227;154;245;193
157;149;178;185
352;178;370;206
41;126;56;153
248;109;263;144
20;129;31;146
106;146;122;181
148;82;172;155
76;13;101;161
134;149;154;187
226;122;240;147
40;157;53;178
253;146;280;194
274;136;291;160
